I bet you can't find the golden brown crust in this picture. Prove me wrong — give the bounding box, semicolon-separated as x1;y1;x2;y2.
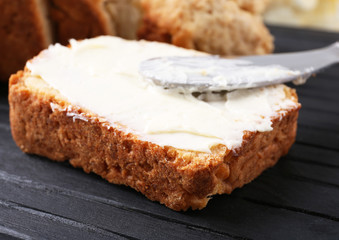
138;0;274;56
103;0;142;40
233;0;271;14
9;69;300;211
0;0;51;82
48;0;113;45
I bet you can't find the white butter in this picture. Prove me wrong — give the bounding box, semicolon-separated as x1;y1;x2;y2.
27;36;298;152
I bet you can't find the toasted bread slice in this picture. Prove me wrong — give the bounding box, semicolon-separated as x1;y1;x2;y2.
9;37;299;211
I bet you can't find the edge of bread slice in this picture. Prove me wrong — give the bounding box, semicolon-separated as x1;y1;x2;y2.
9;63;300;210
48;0;115;45
0;0;52;82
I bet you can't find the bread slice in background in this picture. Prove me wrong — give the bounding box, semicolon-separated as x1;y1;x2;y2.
0;0;52;82
0;0;273;82
9;37;300;211
49;0;273;52
233;0;271;14
0;0;141;81
138;0;274;56
104;0;142;39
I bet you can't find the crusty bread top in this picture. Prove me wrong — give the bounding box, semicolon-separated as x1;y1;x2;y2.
25;36;299;153
139;0;274;55
234;0;271;14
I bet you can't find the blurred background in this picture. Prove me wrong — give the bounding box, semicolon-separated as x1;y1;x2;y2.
1;0;338;82
264;0;339;32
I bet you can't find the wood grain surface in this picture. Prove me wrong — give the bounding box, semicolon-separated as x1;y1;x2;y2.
0;27;339;240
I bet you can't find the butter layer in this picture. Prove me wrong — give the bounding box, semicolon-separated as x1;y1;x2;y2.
27;36;298;152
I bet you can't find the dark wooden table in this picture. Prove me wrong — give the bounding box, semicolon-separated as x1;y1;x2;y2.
1;27;339;240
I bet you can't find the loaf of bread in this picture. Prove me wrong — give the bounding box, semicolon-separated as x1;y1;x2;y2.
9;36;300;211
138;0;273;56
1;0;272;82
48;0;114;45
234;0;271;14
0;0;52;82
49;0;141;45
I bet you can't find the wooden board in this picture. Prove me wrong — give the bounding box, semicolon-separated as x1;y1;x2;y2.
1;26;339;240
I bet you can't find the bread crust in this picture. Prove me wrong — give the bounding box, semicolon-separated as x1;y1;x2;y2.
9;70;300;211
48;0;114;45
138;0;274;56
233;0;271;14
0;0;51;82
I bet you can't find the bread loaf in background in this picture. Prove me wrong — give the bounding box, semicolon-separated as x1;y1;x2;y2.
49;0;141;45
0;0;273;82
138;0;273;56
48;0;114;45
0;0;52;82
234;0;271;14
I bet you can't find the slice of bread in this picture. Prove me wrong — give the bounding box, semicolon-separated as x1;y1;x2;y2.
138;0;273;56
9;36;300;211
104;0;142;39
48;0;113;45
48;0;141;44
1;0;273;82
0;0;52;82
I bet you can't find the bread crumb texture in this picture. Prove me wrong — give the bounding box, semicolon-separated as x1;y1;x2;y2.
9;70;300;211
138;0;273;56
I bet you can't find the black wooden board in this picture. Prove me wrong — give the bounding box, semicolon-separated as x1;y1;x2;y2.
1;27;339;240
